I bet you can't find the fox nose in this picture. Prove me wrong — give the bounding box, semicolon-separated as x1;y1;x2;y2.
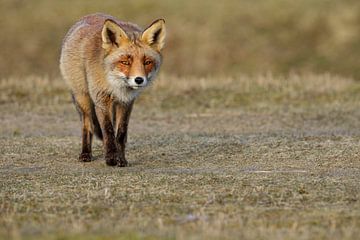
134;77;144;85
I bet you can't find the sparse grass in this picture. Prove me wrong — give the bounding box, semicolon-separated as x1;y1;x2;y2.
1;74;360;239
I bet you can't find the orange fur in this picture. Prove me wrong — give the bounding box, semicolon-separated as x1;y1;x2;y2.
60;13;166;166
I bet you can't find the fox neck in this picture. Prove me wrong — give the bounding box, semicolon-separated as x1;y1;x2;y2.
111;86;141;104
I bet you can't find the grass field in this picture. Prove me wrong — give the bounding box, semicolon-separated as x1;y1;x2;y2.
2;1;360;239
1;74;360;239
2;0;360;78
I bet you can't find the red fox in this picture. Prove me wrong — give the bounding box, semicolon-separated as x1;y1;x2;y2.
60;13;166;166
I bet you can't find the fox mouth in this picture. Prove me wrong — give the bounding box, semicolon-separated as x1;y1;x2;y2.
127;85;143;90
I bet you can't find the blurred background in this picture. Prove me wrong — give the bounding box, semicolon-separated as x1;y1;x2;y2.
1;0;360;79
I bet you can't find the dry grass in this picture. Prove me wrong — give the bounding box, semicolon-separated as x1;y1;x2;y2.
2;0;360;78
2;2;360;239
1;74;360;239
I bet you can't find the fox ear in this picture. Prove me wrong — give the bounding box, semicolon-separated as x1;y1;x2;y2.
102;20;129;51
141;19;166;52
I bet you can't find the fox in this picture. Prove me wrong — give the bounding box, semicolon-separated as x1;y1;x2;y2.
60;13;166;167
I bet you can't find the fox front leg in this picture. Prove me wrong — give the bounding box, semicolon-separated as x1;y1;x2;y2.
95;105;122;166
113;101;134;167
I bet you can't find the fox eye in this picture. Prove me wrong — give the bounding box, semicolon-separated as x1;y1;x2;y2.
144;60;153;65
120;61;130;65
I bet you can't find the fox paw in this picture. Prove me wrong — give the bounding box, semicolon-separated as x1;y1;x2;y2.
105;153;118;166
117;157;128;167
79;152;92;162
105;153;128;167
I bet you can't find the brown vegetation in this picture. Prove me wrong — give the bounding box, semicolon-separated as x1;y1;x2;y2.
1;74;360;239
1;0;360;78
1;1;360;239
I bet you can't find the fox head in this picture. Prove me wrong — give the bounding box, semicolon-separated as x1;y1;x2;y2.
101;19;166;102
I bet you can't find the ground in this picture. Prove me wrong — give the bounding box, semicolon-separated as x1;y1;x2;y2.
0;74;360;240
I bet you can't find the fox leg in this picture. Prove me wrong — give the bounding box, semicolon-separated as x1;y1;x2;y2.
73;94;93;162
113;101;134;167
80;114;93;162
95;100;120;166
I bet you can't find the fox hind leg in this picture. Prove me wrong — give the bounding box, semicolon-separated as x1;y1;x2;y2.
72;93;94;162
